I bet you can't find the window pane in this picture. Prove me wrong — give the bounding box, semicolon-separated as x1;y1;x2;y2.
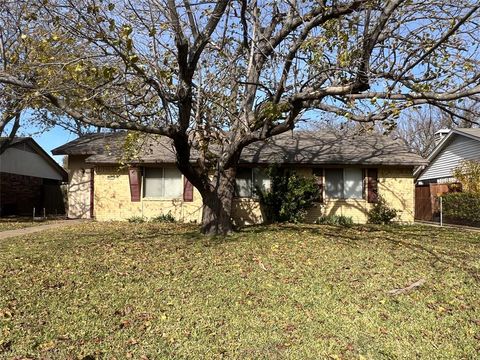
163;167;183;198
144;168;164;197
344;168;363;199
235;168;252;197
325;169;343;198
253;168;270;196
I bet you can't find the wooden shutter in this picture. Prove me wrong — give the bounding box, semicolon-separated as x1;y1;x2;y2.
128;167;142;202
183;176;194;202
362;168;367;200
313;168;324;203
367;168;378;203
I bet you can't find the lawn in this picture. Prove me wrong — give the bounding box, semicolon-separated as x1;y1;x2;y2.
0;218;57;232
0;222;479;359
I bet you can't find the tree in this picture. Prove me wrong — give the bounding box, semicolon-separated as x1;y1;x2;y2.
453;160;480;194
1;0;480;235
394;102;479;157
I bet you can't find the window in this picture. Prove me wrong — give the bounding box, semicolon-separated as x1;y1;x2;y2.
325;168;363;199
143;167;183;199
344;168;363;199
325;169;344;198
235;168;270;198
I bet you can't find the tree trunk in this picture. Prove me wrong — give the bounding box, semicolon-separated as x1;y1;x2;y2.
200;168;236;236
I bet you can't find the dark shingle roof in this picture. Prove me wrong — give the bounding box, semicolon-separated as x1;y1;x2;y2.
52;131;427;166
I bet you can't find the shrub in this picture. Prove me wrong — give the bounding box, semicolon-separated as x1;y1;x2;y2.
127;216;146;223
367;197;398;224
151;211;176;223
258;166;320;223
442;192;480;225
315;215;353;227
452;160;480;194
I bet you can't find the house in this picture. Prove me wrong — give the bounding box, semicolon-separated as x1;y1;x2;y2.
414;128;480;221
52;131;426;224
0;137;68;216
415;128;480;184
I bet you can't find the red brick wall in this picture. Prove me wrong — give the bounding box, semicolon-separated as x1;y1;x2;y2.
0;172;43;216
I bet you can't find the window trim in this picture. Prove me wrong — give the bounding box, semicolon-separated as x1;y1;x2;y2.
142;167;184;200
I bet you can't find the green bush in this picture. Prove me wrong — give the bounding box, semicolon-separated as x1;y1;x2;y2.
367;197;398;224
127;216;146;223
151;211;176;223
258;166;320;223
442;192;480;225
315;215;353;227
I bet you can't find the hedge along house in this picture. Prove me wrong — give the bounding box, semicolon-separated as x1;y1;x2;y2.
52;131;427;224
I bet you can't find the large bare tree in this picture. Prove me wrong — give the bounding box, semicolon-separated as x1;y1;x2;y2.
1;0;480;234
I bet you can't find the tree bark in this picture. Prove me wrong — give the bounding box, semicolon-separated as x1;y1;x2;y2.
200;168;236;236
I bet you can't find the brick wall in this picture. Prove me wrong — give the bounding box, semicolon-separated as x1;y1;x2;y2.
0;172;43;215
69;159;415;224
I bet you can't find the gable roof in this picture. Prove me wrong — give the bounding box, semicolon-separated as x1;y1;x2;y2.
414;128;480;180
52;131;427;167
0;137;68;181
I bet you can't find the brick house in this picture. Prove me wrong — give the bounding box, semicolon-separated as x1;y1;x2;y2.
0;137;68;216
53;131;426;224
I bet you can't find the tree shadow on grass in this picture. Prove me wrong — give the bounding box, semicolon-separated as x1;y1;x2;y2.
239;223;480;281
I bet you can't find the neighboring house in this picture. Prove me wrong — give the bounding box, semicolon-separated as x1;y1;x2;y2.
415;128;480;184
414;128;480;221
0;137;68;216
52;132;426;224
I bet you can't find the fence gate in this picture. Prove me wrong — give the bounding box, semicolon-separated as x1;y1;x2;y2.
415;186;432;221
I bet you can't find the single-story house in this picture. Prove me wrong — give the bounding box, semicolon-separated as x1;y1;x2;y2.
414;128;480;221
52;131;427;224
0;137;68;216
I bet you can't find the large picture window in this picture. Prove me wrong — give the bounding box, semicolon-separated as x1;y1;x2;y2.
143;167;183;199
325;168;363;199
235;168;270;198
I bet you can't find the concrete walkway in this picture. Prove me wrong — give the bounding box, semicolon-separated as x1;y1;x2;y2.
415;220;480;233
0;220;87;240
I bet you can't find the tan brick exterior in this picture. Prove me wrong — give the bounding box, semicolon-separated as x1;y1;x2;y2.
67;156;93;219
94;166;204;222
67;158;415;224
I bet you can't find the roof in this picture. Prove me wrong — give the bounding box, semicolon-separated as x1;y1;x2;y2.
0;137;68;181
414;128;480;179
452;128;480;140
52;131;427;167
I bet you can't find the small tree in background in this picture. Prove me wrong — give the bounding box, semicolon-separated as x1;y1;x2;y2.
452;160;480;194
258;166;320;224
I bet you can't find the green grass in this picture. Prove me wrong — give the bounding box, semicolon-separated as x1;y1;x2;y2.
0;222;479;359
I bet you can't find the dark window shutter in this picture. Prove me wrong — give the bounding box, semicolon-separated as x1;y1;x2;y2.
362;168;367;200
313;168;324;203
128;167;142;202
183;177;194;202
367;168;378;203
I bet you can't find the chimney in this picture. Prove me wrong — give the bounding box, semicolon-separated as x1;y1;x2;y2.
434;129;450;146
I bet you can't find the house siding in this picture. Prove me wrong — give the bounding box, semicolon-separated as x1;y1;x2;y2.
66;157;415;224
0;145;64;181
418;135;480;181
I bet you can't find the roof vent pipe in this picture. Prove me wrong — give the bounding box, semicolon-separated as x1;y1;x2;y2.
434;129;450;146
